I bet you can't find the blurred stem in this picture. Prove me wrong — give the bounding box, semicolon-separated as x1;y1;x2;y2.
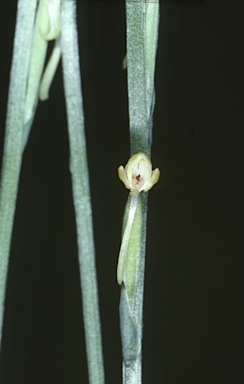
0;0;38;347
60;2;105;383
23;0;61;147
120;1;159;383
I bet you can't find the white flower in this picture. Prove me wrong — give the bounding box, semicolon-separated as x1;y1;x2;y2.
118;152;160;195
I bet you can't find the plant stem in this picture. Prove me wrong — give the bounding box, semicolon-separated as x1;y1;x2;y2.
60;2;105;383
120;1;159;383
0;0;38;347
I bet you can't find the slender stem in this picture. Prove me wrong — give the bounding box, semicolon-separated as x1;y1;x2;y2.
0;0;38;347
123;359;141;384
23;0;49;127
126;2;149;157
120;1;159;383
23;0;62;148
60;2;105;383
39;38;61;101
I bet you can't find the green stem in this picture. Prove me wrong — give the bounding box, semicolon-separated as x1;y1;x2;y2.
126;2;149;156
120;1;159;383
60;2;104;383
0;0;38;346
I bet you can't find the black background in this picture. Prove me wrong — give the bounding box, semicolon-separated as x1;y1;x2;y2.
0;1;243;383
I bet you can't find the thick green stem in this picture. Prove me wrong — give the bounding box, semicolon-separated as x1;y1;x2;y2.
0;0;38;347
60;2;104;383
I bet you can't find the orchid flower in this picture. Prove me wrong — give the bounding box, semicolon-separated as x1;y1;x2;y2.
117;153;160;286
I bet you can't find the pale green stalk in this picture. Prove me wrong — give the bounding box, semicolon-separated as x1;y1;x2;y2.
0;0;62;348
1;3;104;382
120;1;160;383
60;2;105;383
23;0;61;147
39;38;61;101
0;0;38;346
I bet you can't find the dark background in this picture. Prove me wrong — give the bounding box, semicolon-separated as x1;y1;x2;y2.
0;1;243;383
